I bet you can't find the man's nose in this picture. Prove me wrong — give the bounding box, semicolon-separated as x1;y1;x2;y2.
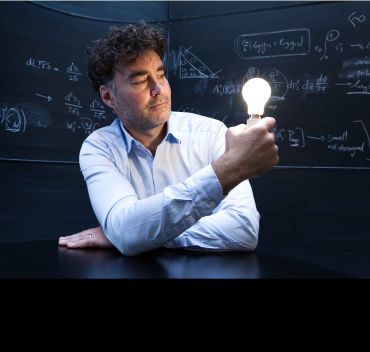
150;78;164;97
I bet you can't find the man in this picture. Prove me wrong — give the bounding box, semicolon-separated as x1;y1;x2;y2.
59;22;278;256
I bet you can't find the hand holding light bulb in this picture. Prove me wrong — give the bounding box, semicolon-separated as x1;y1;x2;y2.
211;78;278;194
242;77;271;127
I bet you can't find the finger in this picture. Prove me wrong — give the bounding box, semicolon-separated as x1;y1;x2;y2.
66;240;88;249
59;235;75;245
59;235;82;246
59;235;77;244
58;239;67;246
59;228;96;242
66;236;94;249
63;236;85;244
261;116;276;130
64;232;95;244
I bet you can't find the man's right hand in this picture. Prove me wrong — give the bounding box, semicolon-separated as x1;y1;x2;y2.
212;117;279;194
59;226;114;249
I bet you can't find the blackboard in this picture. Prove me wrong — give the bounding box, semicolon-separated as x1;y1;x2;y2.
35;1;168;22
0;2;167;163
0;160;97;243
168;1;370;169
169;1;304;19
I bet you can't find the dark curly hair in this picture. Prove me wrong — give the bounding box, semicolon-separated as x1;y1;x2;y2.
87;21;167;92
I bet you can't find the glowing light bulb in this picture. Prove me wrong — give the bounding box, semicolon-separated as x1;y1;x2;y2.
242;78;271;127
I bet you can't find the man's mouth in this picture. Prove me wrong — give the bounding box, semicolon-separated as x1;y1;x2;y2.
150;101;167;109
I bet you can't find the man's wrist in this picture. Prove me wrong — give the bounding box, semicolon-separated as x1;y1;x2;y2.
211;154;244;195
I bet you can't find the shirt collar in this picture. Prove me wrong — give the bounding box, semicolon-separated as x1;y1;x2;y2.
119;120;136;154
119;113;181;154
165;113;182;144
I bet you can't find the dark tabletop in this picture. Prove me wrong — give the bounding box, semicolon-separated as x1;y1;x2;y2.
0;240;351;278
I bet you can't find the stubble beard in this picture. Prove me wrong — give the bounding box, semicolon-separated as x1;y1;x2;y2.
115;96;171;131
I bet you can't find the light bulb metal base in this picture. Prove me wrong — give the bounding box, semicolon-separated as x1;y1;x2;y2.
246;114;261;127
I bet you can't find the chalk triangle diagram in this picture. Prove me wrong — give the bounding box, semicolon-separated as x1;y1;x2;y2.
179;47;219;79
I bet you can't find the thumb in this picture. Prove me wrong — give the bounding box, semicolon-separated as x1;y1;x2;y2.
260;116;276;131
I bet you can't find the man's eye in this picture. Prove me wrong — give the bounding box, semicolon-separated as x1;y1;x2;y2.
132;79;147;85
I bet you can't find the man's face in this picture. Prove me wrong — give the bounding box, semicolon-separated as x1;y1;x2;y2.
107;49;171;131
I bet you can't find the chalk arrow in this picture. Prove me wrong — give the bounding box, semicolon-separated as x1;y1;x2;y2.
36;93;53;102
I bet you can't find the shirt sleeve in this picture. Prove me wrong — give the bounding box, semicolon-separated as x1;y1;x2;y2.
163;180;260;251
163;120;260;252
79;137;224;256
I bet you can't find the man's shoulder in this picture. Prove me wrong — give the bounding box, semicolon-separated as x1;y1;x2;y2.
79;118;125;159
84;118;122;145
170;111;225;132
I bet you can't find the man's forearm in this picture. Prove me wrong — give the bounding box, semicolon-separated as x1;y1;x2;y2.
163;180;260;251
100;165;224;255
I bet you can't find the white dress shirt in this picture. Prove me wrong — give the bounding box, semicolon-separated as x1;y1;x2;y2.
80;111;260;255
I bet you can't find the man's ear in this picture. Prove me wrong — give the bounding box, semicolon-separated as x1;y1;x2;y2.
100;85;115;109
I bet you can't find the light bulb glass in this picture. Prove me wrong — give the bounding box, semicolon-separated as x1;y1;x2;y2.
242;78;271;117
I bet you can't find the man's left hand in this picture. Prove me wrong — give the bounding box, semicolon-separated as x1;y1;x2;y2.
59;226;113;249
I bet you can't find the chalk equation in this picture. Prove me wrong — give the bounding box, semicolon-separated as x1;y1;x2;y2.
235;28;311;60
89;99;107;119
174;101;370;163
26;57;59;72
336;57;370;95
66;116;100;135
64;92;83;116
211;68;328;100
274;120;370;161
63;96;109;134
208;57;369;99
235;13;368;63
66;62;81;82
234;25;369;62
22;54;118;136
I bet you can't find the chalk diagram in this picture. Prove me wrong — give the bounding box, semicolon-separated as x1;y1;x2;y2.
240;67;288;101
0;103;51;133
179;46;221;79
242;67;260;84
262;68;289;101
1;105;26;133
